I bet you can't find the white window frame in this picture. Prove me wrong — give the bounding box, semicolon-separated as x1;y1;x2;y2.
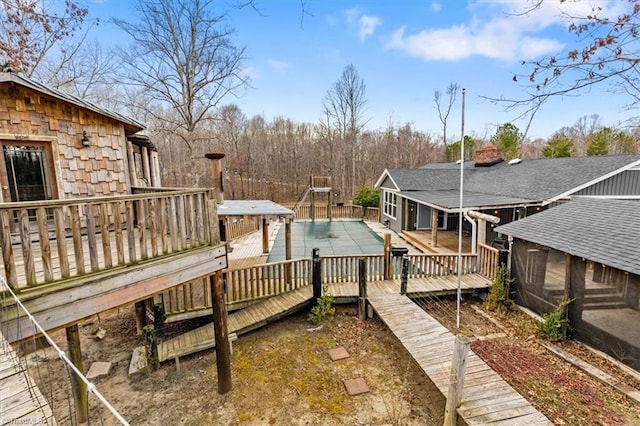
383;190;397;219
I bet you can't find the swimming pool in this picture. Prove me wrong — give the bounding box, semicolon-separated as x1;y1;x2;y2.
267;220;383;262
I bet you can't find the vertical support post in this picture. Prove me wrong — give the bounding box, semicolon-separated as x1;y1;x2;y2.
383;234;391;280
134;300;146;335
205;153;225;204
328;191;333;221
431;207;438;247
142;298;159;372
210;271;232;394
312;248;322;305
126;141;137;187
262;217;269;254
444;335;470;426
400;254;409;295
358;258;367;320
285;217;292;286
66;324;88;423
207;199;220;245
310;191;316;222
141;145;151;184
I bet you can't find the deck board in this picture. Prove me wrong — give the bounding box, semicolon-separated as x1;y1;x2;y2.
0;332;56;425
368;292;551;425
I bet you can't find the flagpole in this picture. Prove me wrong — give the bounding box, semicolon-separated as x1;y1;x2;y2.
456;88;466;329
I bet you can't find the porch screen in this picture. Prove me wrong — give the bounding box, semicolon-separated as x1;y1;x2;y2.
511;240;640;370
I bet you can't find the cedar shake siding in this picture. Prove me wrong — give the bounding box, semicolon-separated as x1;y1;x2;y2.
0;82;132;200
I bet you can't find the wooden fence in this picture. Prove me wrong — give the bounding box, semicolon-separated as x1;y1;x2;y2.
224;217;261;240
478;243;500;280
162;250;496;320
295;204;379;221
0;189;214;291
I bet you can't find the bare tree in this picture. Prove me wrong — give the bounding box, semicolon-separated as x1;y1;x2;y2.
321;64;368;198
0;0;90;75
114;0;247;155
502;2;640;115
433;82;459;147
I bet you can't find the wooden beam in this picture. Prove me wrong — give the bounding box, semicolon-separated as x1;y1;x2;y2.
210;271;232;394
66;324;88;423
444;334;470;426
358;258;367;321
383;234;391;280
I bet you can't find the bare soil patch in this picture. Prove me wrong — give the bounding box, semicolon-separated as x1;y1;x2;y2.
34;305;444;425
25;296;640;425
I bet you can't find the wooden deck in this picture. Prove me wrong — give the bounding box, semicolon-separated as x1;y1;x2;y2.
158;274;490;362
369;293;551;425
0;331;56;425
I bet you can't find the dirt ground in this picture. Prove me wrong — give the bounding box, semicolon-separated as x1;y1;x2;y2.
27;296;640;425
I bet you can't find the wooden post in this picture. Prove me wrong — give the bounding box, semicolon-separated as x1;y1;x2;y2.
400;254;409;295
134;300;146;335
262;217;269;254
383;234;391;280
443;335;470;426
310;191;316;221
358;258;367;320
142;298;159;371
204;153;225;204
126;141;137;187
328;191;333;221
312;248;322;305
141;145;151;184
285;218;292;286
66;324;88;423
431;207;438;247
210;271;232;394
207;199;220;245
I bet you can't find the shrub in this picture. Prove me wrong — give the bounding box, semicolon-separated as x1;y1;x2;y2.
352;185;380;208
484;266;514;313
308;286;335;325
536;297;574;342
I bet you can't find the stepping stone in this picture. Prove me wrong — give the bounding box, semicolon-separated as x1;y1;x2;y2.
343;377;369;396
328;347;350;361
86;361;112;379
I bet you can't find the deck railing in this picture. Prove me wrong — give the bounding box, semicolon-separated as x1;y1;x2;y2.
295;204;379;221
399;253;478;278
478;243;499;279
225;217;261;240
0;189;214;291
310;176;331;188
321;254;385;283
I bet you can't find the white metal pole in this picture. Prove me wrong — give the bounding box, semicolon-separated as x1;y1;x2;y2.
456;88;466;329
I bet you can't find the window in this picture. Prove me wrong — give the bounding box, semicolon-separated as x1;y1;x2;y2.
383;190;397;218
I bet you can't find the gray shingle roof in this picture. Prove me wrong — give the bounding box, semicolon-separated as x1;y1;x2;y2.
400;190;534;210
495;198;640;275
381;154;640;209
0;72;145;134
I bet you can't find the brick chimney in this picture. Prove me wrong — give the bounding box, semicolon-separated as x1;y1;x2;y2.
474;144;503;167
205;153;225;203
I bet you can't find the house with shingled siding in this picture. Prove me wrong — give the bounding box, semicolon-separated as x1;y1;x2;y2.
0;71;161;204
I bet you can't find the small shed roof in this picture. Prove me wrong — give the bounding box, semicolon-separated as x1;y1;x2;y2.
0;72;145;134
495;198;640;276
217;200;294;217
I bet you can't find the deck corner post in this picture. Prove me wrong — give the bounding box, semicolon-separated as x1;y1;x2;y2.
66;324;88;423
444;334;470;426
383;234;391;280
207;199;220;245
358;258;368;320
209;271;232;394
400;254;409;295
312;248;322;305
262;217;269;254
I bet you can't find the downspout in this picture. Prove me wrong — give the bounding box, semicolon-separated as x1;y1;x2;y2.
463;211;477;254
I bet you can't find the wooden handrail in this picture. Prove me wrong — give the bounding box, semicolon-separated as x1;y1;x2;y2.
0;189;214;291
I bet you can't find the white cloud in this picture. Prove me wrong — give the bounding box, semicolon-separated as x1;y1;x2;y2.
430;1;441;13
359;15;382;42
384;0;627;62
267;59;291;71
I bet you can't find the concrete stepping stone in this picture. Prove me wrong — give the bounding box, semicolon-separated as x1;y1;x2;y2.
328;347;350;361
343;377;369;396
86;361;112;379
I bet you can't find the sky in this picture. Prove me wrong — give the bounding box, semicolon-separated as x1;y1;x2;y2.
85;0;636;141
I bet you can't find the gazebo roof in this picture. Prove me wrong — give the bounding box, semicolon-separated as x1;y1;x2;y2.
217;200;294;217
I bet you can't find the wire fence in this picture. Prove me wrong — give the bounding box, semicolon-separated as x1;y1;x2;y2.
0;277;129;426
